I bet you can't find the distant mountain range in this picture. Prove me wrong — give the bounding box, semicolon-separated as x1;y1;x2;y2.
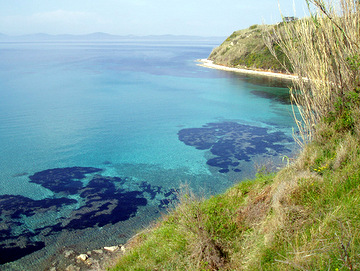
0;32;225;42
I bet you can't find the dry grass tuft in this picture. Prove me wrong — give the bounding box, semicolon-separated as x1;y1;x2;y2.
333;132;359;169
266;0;360;145
171;185;227;270
237;185;272;230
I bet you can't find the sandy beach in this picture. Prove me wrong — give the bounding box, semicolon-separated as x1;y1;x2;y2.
197;59;298;81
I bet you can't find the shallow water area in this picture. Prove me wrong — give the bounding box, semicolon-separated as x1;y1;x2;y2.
0;40;297;270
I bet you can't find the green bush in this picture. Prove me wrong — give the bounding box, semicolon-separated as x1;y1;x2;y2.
230;44;291;73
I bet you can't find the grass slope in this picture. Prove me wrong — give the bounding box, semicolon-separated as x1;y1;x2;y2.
208;24;292;73
110;121;360;270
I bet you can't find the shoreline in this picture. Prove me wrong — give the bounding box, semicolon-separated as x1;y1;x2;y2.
197;59;298;81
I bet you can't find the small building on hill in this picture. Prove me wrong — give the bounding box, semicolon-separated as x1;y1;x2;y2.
283;16;298;23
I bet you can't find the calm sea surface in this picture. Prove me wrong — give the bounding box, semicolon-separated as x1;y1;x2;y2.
0;40;296;269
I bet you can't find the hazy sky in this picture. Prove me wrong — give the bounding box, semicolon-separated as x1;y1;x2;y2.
0;0;308;36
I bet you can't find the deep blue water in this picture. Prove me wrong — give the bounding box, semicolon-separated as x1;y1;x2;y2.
0;40;296;269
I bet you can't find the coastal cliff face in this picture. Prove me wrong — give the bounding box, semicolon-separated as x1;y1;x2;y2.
208;24;291;73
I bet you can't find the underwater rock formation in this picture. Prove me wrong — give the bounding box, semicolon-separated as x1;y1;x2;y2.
29;167;102;194
0;167;177;265
179;122;292;173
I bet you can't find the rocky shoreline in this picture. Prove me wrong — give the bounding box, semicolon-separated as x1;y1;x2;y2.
47;244;126;271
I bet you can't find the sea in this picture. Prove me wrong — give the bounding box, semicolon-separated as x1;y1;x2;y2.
0;39;297;270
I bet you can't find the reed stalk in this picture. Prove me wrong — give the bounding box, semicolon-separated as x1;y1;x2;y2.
266;0;360;145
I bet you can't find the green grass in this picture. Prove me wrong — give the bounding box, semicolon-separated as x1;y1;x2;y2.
110;174;275;270
230;44;292;73
250;126;360;270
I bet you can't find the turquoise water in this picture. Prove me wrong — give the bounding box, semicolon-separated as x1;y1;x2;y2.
0;40;296;269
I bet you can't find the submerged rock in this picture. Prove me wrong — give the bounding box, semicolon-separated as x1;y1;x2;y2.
1;167;177;266
104;245;119;252
179;121;292;173
29;167;102;194
0;240;45;265
64;250;75;258
76;254;88;262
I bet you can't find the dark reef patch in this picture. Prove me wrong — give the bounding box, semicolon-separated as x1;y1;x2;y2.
0;194;77;264
29;167;102;194
0;194;77;219
0;241;45;265
251;90;291;104
1;168;177;265
53;175;148;231
179;122;292;173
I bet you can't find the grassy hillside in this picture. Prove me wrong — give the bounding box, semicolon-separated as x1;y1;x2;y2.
110;1;360;270
208;24;292;73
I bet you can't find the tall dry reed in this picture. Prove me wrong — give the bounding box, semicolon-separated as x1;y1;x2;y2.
266;0;360;146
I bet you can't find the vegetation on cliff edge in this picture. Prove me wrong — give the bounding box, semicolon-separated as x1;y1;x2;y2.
208;24;292;73
110;1;360;270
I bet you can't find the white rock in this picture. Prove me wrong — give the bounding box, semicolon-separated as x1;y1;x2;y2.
120;246;126;252
104;245;119;252
64;250;74;258
76;254;88;261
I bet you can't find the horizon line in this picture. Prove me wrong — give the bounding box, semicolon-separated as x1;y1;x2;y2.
0;32;226;38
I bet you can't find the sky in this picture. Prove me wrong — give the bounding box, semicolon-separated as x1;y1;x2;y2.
0;0;308;36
